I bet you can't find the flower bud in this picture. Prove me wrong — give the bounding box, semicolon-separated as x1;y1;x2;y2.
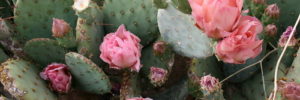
153;41;166;55
149;67;168;87
278;26;298;47
264;24;277;36
278;81;300;100
200;75;220;93
265;4;280;18
52;18;71;38
40;63;72;93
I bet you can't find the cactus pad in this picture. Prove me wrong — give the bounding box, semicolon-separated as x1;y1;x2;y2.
65;52;111;94
14;0;77;42
140;42;175;87
0;59;57;100
157;4;213;58
75;1;105;65
103;0;159;46
24;38;67;66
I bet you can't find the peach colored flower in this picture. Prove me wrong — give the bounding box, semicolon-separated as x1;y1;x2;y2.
216;16;263;64
188;0;243;39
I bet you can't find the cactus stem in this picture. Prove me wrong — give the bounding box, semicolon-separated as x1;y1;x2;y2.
272;14;300;100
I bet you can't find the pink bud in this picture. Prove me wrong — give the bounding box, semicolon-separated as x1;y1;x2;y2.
199;75;220;93
153;41;166;55
278;26;298;47
40;63;72;93
149;67;168;86
264;24;277;36
52;18;71;38
278;81;300;100
265;4;280;18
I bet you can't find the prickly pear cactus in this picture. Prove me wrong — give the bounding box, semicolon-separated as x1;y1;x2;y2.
157;4;213;58
24;38;68;66
0;59;57;100
0;0;299;99
140;40;175;87
65;52;111;94
103;0;159;46
74;0;105;66
14;0;77;42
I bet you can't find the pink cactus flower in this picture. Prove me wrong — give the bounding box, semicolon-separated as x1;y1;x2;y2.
127;97;153;100
52;18;71;38
216;16;263;64
40;63;72;93
200;75;220;93
149;67;168;86
188;0;243;39
100;24;142;72
278;26;298;47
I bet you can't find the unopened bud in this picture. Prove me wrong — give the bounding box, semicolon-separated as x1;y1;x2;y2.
278;80;300;100
264;24;277;36
153;41;166;55
52;18;71;38
278;26;298;47
149;67;168;87
200;75;220;93
265;4;280;18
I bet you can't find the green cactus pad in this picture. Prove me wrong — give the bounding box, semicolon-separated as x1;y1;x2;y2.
0;47;8;63
157;4;213;58
284;48;300;83
65;52;111;94
241;54;287;100
278;47;298;67
0;59;57;100
188;57;223;99
24;38;67;66
153;0;168;9
222;43;267;83
75;1;105;65
140;41;175;87
150;79;189;100
120;72;141;100
14;0;77;42
171;0;192;14
103;0;159;46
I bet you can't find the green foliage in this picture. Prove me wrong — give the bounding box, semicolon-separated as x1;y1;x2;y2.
24;38;67;66
103;0;159;46
157;4;213;58
14;0;77;42
0;59;57;100
65;52;111;94
75;1;105;65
